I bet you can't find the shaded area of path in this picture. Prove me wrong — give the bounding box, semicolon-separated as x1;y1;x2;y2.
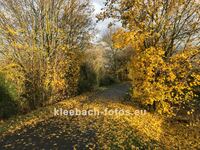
0;118;97;150
0;83;131;150
87;82;131;102
0;117;98;150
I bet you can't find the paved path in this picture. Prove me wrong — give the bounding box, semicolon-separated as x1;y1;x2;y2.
0;83;131;150
87;82;131;101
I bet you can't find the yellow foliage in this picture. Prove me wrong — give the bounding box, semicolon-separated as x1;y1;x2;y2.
118;33;200;115
113;28;199;116
1;93;200;149
106;0;200;116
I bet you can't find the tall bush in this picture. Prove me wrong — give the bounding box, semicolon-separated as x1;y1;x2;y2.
0;0;93;110
100;0;200;116
0;73;18;118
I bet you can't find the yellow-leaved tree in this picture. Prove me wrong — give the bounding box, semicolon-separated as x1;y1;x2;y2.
0;0;93;110
100;0;200;116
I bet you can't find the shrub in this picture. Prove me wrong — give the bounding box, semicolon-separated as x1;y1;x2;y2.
0;0;93;110
0;74;18;119
99;75;116;86
78;64;97;93
100;0;200;116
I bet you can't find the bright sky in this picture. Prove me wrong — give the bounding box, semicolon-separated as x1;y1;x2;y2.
92;0;117;41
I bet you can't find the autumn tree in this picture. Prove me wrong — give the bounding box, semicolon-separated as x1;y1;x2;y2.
99;0;200;115
0;0;93;110
101;28;132;81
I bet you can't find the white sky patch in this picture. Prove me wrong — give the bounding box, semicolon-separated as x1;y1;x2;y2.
91;0;121;41
92;0;104;15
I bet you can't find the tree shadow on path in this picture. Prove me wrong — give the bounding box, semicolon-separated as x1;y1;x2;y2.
0;116;98;150
86;82;131;102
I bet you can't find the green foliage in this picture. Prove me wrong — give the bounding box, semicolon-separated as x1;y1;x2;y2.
0;74;18;119
78;64;97;93
78;63;117;93
99;75;117;87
